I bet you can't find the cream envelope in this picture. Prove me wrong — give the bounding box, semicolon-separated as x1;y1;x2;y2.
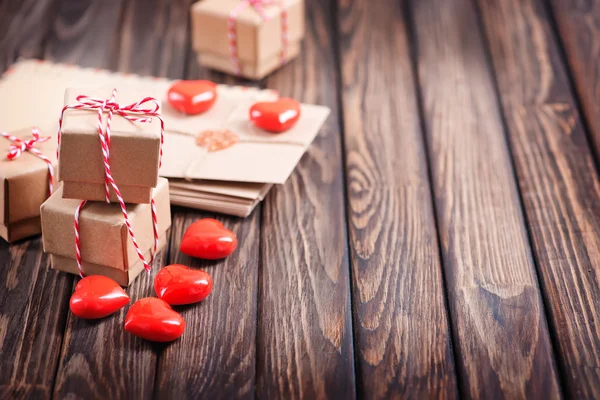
169;189;255;204
169;180;272;217
168;179;271;217
168;179;272;200
159;100;331;184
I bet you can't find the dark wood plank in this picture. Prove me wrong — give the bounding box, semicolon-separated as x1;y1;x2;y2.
112;0;264;395
0;3;75;398
0;239;72;399
0;0;61;70
117;0;194;78
53;251;167;399
156;210;260;399
44;0;125;69
477;0;600;397
47;0;188;397
410;0;561;397
337;0;458;397
550;0;600;160
154;31;262;399
256;0;355;398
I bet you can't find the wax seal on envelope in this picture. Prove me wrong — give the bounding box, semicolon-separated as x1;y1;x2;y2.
196;129;239;152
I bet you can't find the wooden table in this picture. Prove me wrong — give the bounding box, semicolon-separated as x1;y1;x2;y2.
1;0;599;398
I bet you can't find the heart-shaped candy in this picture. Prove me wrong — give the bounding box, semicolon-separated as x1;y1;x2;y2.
180;218;238;260
168;80;218;115
124;298;185;342
69;275;130;319
249;98;301;133
154;264;213;305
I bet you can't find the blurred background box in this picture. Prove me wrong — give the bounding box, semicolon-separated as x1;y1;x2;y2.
191;0;305;80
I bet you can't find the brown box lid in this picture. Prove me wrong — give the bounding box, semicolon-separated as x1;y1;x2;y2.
58;87;162;189
0;128;56;226
41;178;171;270
191;0;304;63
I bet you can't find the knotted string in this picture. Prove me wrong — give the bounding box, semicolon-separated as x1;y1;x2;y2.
58;89;163;278
1;128;54;195
227;0;289;76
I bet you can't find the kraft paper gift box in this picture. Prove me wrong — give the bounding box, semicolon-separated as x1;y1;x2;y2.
0;127;57;242
41;178;171;286
191;0;305;80
58;87;162;204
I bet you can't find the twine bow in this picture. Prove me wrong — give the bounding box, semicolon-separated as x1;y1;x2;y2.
228;0;289;76
73;94;161;123
58;89;163;278
1;128;54;195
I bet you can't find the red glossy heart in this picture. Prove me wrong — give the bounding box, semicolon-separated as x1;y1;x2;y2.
180;218;237;260
69;276;130;319
124;298;185;342
168;80;218;115
249;98;301;133
154;264;213;305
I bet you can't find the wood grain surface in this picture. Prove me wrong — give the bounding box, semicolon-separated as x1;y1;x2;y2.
0;2;78;399
44;0;124;69
550;0;600;160
53;252;167;400
0;0;61;70
0;239;71;399
256;0;355;398
156;210;261;399
1;0;600;397
410;0;561;397
117;0;194;78
478;0;600;397
337;0;458;398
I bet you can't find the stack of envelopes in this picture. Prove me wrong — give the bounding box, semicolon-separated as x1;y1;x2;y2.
0;60;330;217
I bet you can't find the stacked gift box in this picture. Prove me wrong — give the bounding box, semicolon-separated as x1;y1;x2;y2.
37;87;171;286
0;128;56;242
191;0;305;80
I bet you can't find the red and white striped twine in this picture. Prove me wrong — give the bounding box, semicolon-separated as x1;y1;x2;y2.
228;0;289;76
73;200;86;277
58;89;164;278
280;5;288;65
1;128;54;195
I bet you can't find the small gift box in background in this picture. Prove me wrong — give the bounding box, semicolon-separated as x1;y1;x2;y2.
58;87;163;204
0;128;56;242
41;178;171;286
191;0;305;80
